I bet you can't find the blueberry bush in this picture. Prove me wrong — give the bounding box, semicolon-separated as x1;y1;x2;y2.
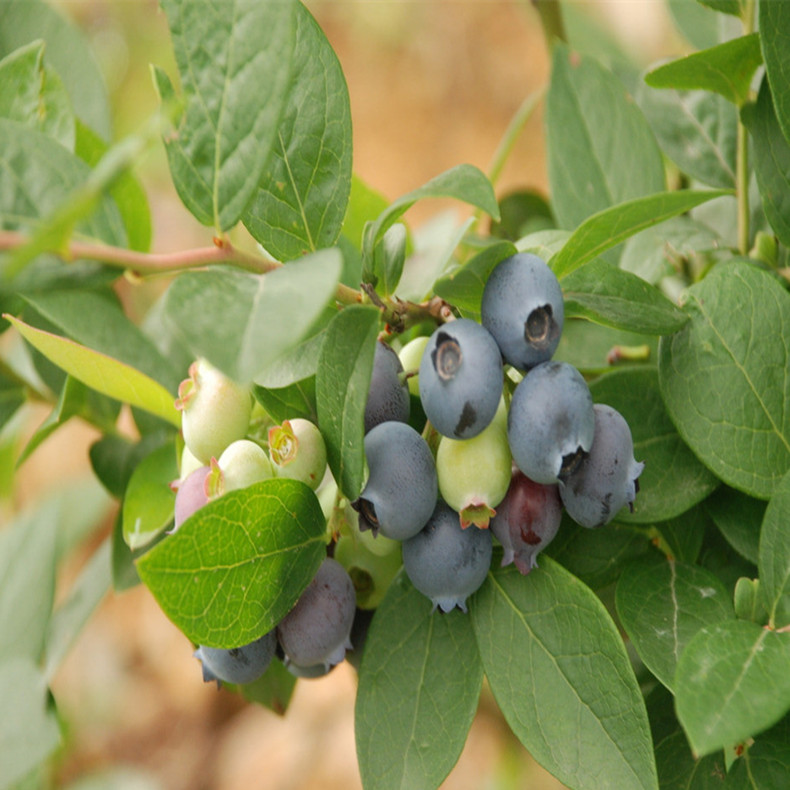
1;0;790;787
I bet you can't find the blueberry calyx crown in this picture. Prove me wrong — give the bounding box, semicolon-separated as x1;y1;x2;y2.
432;331;462;381
525;304;557;351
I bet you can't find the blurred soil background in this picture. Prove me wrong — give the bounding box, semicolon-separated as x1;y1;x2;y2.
6;1;682;788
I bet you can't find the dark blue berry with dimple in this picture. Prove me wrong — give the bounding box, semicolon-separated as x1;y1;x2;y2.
352;421;437;540
507;360;595;485
365;340;410;433
402;501;493;613
195;630;277;685
418;319;503;439
481;252;564;371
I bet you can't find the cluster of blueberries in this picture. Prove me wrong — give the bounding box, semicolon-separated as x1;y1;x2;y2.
170;252;643;687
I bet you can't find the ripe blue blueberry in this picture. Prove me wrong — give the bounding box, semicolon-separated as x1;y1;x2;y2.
419;319;503;439
365;340;410;433
276;558;356;670
352;421;437;541
507;360;595;485
402;501;493;613
194;630;277;686
490;470;562;574
481;253;564;370
559;404;645;528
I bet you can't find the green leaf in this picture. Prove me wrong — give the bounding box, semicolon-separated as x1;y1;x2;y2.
743;77;790;247
0;0;110;139
654;731;728;789
23;290;179;391
254;328;327;389
0;500;57;664
0;40;74;150
704;486;765;564
342;174;390;252
0;657;61;790
356;573;483;790
653;505;709;565
137;478;325;648
562;260;688;335
697;0;743;17
238;658;296;715
658;262;790;499
734;577;768;624
0;369;25;431
44;538;111;681
163;250;341;384
616;556;734;691
645;33;762;106
675;620;790;757
158;0;296;230
666;0;740;51
758;470;790;628
589;367;719;523
637;83;737;189
122;443;178;551
371;223;408;297
361;164;499;265
726;736;790;788
316;306;379;500
516;228;571;260
759;0;790;146
75;121;152;253
472;559;658;790
546;43;665;232
243;2;352;261
253;378;317;424
5;315;180;427
550;190;731;279
432;240;516;316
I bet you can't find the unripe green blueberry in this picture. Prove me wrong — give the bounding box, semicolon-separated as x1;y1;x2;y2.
398;335;430;397
268;419;327;491
436;420;512;529
334;533;403;609
205;439;273;498
179;444;204;480
175;359;252;464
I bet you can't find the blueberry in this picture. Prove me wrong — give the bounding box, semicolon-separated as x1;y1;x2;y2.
194;630;277;686
507;360;595;485
419;319;503;439
276;558;356;669
268;418;327;490
402;501;493;613
559;404;645;528
352;421;437;541
206;438;273;498
436;419;512;529
481;253;564;370
365;340;410;433
173;464;210;531
334;533;403;609
490;470;562;574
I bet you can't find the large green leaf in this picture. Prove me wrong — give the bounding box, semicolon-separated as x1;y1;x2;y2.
0;0;110;139
725;736;790;788
549;190;731;279
637;83;737;189
356;573;482;790
136;478;325;648
654;731;727;789
316;305;379;500
758;470;790;628
162;249;341;384
704;486;765;565
743;77;790;247
5;315;180;428
158;0;296;230
616;556;734;691
675;620;790;757
472;559;658;790
0;40;74;150
658;262;790;499
589;367;719;523
760;0;790;146
243;2;352;261
562;260;688;335
645;34;762;107
546;43;665;232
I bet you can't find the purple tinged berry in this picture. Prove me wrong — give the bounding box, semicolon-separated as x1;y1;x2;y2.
365;340;410;433
194;630;277;686
559;404;645;528
276;558;356;670
507;360;595;485
172;464;211;531
490;469;562;574
481;253;564;370
402;501;493;613
419;319;503;440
